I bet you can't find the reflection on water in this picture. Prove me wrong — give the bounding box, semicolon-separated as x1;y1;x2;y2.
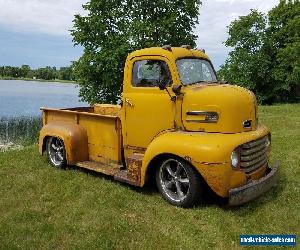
0;80;88;118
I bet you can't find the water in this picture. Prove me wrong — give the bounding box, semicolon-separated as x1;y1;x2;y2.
0;80;88;118
0;80;88;144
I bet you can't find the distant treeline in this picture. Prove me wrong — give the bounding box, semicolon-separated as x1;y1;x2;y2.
0;65;75;81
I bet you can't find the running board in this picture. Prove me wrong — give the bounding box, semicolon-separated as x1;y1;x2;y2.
76;161;122;176
76;155;143;187
114;170;140;186
114;153;144;186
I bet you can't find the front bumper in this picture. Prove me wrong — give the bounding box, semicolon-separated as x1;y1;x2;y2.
228;160;279;206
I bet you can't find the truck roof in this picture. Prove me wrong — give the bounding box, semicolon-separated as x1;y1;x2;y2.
127;47;209;61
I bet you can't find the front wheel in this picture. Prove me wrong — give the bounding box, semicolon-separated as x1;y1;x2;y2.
46;137;67;168
156;157;203;207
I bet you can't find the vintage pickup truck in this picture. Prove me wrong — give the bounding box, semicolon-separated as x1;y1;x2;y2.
39;46;279;207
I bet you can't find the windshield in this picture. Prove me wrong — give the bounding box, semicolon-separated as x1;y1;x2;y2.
176;58;217;85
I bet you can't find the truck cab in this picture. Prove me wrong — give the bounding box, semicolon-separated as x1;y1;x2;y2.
39;46;279;207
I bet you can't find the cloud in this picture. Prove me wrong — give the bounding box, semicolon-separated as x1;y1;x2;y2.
0;0;87;36
196;0;279;68
0;0;278;68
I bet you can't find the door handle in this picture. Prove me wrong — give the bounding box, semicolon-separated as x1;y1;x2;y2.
125;98;134;107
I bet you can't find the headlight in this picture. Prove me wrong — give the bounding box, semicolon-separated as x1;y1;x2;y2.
231;150;240;168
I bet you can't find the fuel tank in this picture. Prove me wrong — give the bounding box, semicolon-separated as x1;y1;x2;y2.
181;84;258;133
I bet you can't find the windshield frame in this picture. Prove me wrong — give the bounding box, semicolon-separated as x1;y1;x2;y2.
175;57;218;86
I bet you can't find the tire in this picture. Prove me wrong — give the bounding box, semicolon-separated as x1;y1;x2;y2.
46;137;67;168
156;157;203;207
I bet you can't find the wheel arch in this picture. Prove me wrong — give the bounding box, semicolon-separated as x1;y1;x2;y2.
39;121;89;165
139;131;235;199
41;135;50;154
144;152;204;187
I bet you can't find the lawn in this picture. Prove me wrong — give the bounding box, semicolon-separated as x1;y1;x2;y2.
0;104;299;249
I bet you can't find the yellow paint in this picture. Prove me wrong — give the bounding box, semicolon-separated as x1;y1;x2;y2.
39;47;271;198
140;124;269;197
39;121;88;165
40;108;122;165
182;84;257;133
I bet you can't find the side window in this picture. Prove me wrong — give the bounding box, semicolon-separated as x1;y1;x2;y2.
132;60;172;87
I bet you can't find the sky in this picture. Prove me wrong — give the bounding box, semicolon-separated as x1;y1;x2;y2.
0;0;278;69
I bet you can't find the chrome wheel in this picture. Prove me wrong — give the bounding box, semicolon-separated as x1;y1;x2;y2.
159;159;190;202
47;137;66;167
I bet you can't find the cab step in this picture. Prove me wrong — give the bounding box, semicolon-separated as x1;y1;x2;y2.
114;170;140;186
76;161;122;176
114;153;144;186
76;153;144;187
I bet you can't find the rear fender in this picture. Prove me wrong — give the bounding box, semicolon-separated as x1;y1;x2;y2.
39;121;88;165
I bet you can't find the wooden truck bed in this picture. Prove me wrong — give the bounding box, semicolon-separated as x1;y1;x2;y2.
41;104;122;165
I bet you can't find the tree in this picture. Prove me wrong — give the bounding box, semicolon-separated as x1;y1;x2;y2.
58;67;74;80
71;0;202;104
267;0;300;102
219;0;300;104
20;65;31;78
35;67;57;80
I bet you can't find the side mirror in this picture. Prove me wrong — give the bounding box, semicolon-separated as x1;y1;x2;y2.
157;80;167;90
172;84;182;95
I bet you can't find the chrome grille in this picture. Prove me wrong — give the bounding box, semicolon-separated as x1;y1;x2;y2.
240;136;269;173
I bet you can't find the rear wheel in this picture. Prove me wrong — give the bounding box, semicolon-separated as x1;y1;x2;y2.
156;157;203;207
46;137;67;168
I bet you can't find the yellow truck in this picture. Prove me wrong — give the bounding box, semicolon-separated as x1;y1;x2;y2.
39;46;279;207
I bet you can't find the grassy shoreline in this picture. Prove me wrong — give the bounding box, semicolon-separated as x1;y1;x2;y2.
0;104;299;249
0;76;77;84
0;116;42;147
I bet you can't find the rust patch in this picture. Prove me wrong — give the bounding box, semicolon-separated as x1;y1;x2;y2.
229;162;279;206
114;154;143;186
127;154;143;185
94;104;121;117
114;169;140;186
191;83;219;91
76;161;121;176
184;156;192;162
194;160;227;165
125;145;146;154
191;85;207;91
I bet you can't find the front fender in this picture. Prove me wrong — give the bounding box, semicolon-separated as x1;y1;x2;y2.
39;121;88;165
141;125;270;197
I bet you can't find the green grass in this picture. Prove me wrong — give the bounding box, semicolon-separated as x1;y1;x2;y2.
0;77;76;84
0;104;299;249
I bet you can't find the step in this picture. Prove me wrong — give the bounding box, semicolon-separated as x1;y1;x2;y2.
76;161;122;176
114;170;140;186
76;153;144;187
114;153;144;186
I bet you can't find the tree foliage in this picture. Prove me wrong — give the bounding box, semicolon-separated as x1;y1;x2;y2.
219;0;300;104
0;65;74;81
71;0;202;104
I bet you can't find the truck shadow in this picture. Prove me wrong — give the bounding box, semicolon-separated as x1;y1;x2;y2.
65;164;227;207
65;164;284;210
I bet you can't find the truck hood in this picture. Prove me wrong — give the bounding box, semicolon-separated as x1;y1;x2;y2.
181;84;257;133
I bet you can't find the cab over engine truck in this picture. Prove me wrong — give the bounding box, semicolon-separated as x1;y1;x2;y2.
39;46;279;207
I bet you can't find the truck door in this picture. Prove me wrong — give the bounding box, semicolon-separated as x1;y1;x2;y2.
122;56;175;152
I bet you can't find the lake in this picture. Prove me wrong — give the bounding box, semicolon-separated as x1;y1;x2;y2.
0;80;88;118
